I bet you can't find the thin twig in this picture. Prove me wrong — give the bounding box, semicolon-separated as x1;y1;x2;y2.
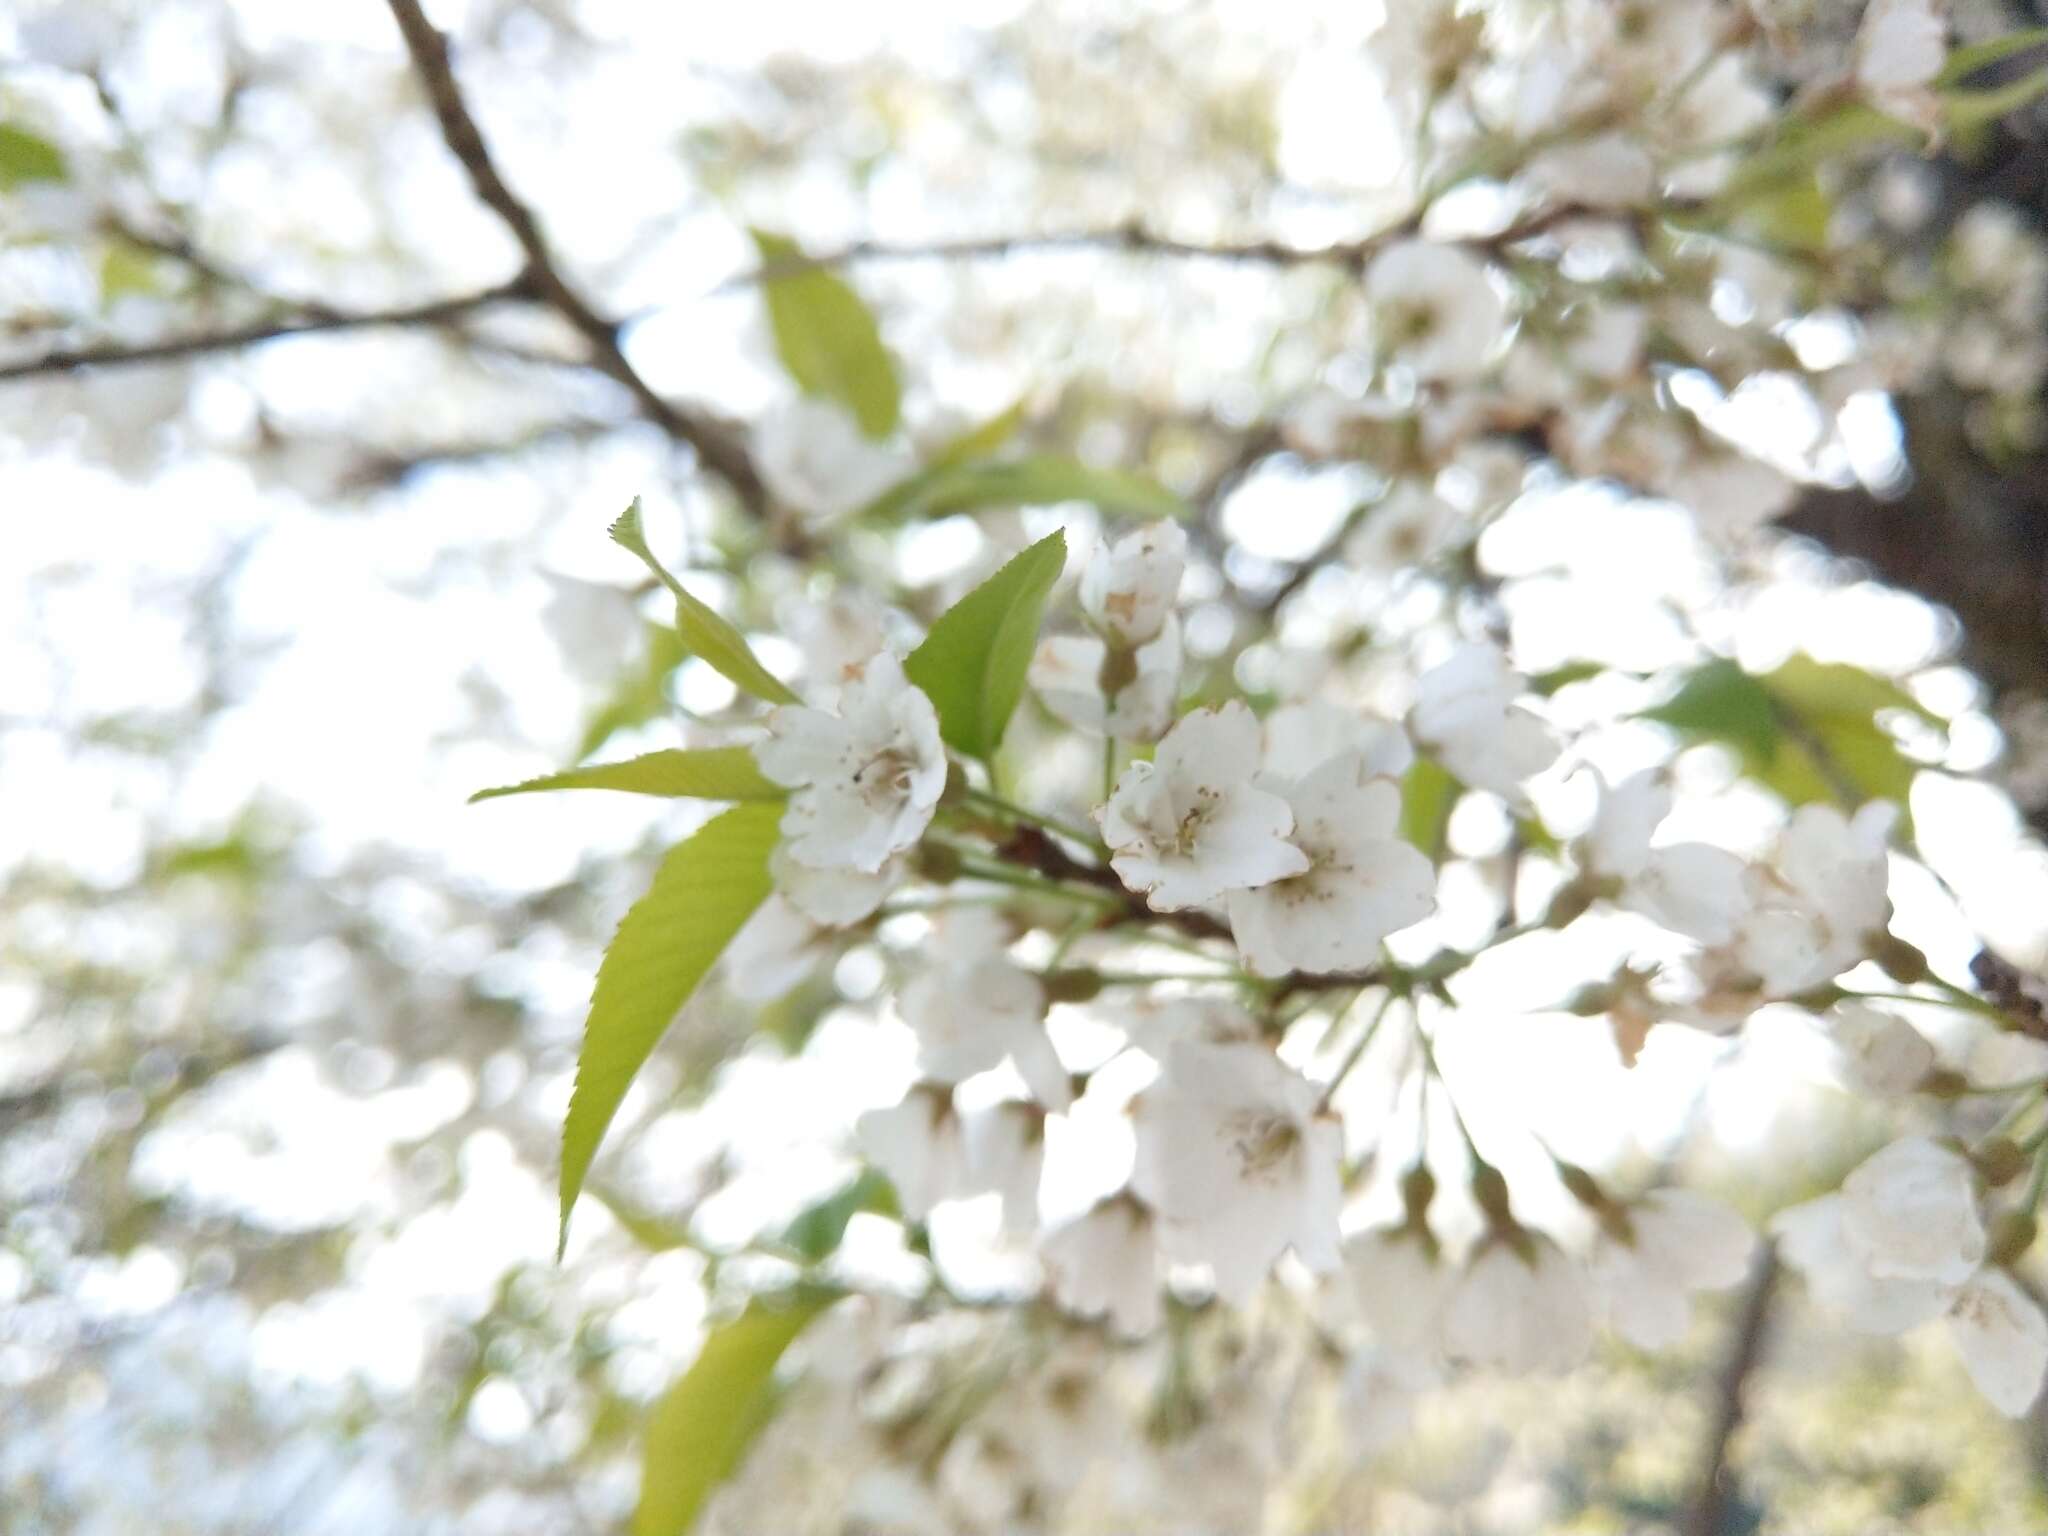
381;0;769;518
1684;1242;1779;1536
0;283;528;382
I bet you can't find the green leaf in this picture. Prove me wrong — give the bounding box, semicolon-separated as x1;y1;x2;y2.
559;802;782;1255
903;529;1068;759
930;399;1027;467
751;230;901;439
1721;103;1915;203
777;1169;899;1263
860;455;1188;526
1937;26;2048;86
1528;660;1608;696
590;1187;704;1255
1756;656;1938;729
0;124;66;190
471;747;783;804
635;1292;836;1536
1640;660;1780;761
1945;66;2048;132
1401;756;1460;861
99;240;164;304
610;501;799;706
1740;170;1833;253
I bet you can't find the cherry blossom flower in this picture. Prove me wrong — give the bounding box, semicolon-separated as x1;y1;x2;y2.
1131;1040;1342;1302
1729;803;1895;994
1079;520;1187;645
1946;1267;2048;1417
1365;240;1508;382
1100;702;1310;911
900;930;1072;1111
1407;643;1560;802
725;895;831;1002
1585;1190;1755;1350
1227;752;1435;977
1826;1001;1935;1097
1040;1195;1162;1335
1257;701;1412;789
1855;0;1947;138
754;397;914;524
755;651;948;874
963;1101;1046;1234
856;1085;970;1221
1583;769;1750;946
1029;617;1182;742
1346;1226;1449;1388
771;845;900;926
1344;481;1462;574
1441;1235;1594;1374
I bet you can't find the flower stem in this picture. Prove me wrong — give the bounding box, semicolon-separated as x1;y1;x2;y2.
962;787;1102;851
952;855;1120;909
1317;989;1395;1112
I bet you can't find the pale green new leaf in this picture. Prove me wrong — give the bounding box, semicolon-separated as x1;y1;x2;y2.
634;1292;837;1536
470;747;782;804
904;529;1067;759
1937;26;2048;86
751;229;901;438
559;802;782;1254
929;398;1027;467
860;455;1188;526
1945;66;2048;132
610;501;800;706
0;124;66;189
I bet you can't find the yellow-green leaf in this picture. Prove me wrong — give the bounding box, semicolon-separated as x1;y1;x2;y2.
1401;757;1460;861
1938;26;2048;86
904;529;1067;759
0;124;66;190
634;1292;837;1536
559;802;782;1254
929;399;1028;468
470;747;782;804
610;501;799;706
752;230;900;439
861;455;1188;526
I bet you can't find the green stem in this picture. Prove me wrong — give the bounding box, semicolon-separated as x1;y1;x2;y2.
2025;1139;2048;1213
952;857;1119;908
1103;737;1120;803
1840;988;2002;1019
1082;968;1245;988
963;787;1102;851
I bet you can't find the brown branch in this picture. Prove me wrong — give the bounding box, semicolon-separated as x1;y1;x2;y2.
381;0;768;518
1684;1242;1779;1536
718;201;1661;291
0;283;528;383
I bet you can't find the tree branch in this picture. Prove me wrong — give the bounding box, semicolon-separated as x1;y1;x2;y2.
381;0;768;517
717;201;1650;291
1684;1242;1779;1536
0;283;528;383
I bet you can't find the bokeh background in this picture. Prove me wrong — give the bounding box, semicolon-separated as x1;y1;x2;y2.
12;0;2048;1531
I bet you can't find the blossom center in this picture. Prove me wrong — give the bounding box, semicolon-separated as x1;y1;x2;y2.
1223;1110;1302;1182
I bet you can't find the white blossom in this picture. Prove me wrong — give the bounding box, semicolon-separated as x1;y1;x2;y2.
1227;753;1435;977
755;651;948;874
1771;1192;1959;1334
1346;1227;1448;1387
963;1102;1045;1233
1029;617;1182;742
856;1086;970;1221
1947;1267;2048;1417
1441;1236;1594;1374
754;397;914;524
1040;1197;1162;1335
784;591;894;699
772;845;900;926
1080;520;1187;645
1584;770;1750;946
1586;1190;1755;1350
1100;702;1310;911
1367;241;1507;384
1257;701;1412;789
725;895;831;1002
1855;0;1947;137
1826;1001;1935;1097
1345;482;1462;573
900;938;1071;1112
1132;1040;1342;1302
1408;644;1560;802
1841;1135;1985;1285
